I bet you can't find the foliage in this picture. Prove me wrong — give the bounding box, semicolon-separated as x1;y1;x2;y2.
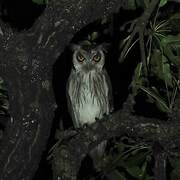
77;31;100;46
169;158;180;180
121;7;180;113
89;1;180;180
101;137;153;180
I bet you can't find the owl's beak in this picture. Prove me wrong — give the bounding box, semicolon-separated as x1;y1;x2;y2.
83;63;94;73
87;63;94;71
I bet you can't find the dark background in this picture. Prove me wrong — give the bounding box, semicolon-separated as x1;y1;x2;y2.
0;0;177;179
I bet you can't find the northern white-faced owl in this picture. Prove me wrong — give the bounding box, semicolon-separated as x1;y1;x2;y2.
66;44;113;128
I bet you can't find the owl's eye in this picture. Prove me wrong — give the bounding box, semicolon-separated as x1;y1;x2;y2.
93;52;101;62
76;52;85;63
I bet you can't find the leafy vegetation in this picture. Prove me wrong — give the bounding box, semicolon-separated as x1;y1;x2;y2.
102;137;153;180
98;1;180;179
122;3;180;114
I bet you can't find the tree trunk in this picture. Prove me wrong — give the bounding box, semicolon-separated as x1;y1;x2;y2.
0;0;124;179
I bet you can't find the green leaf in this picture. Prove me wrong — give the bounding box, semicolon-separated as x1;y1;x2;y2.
32;0;48;4
161;55;173;86
159;0;167;7
171;168;180;180
169;158;180;168
126;166;143;179
144;175;154;180
161;34;180;45
123;0;136;10
125;150;151;167
106;170;126;180
169;14;180;32
140;86;170;112
132;62;144;95
150;49;162;72
150;50;173;87
164;45;180;67
160;35;180;64
91;32;99;41
170;158;180;180
170;13;180;20
155;99;169;112
134;62;143;82
79;40;92;46
104;142;152;180
116;142;127;152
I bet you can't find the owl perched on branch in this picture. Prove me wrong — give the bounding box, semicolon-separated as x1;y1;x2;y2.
66;43;113;129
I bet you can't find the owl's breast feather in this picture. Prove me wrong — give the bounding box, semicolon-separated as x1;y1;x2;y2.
68;70;110;127
77;92;102;125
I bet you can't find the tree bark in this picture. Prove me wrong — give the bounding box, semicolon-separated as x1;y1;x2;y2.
0;0;125;179
51;103;180;179
0;0;179;180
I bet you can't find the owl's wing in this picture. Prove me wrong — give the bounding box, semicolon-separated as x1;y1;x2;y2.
66;72;80;128
104;69;114;113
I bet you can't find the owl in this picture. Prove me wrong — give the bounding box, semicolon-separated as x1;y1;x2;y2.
66;43;113;129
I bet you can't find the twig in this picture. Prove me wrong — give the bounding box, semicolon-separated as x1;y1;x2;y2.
119;0;160;67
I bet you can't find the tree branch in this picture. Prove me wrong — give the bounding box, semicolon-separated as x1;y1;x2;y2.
119;0;160;64
51;105;180;179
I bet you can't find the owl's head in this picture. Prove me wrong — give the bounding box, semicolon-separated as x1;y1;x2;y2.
71;44;107;73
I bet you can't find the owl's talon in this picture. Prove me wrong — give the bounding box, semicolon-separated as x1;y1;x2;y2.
82;123;88;129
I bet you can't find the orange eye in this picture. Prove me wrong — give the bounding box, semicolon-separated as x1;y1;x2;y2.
93;52;101;62
76;52;85;63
